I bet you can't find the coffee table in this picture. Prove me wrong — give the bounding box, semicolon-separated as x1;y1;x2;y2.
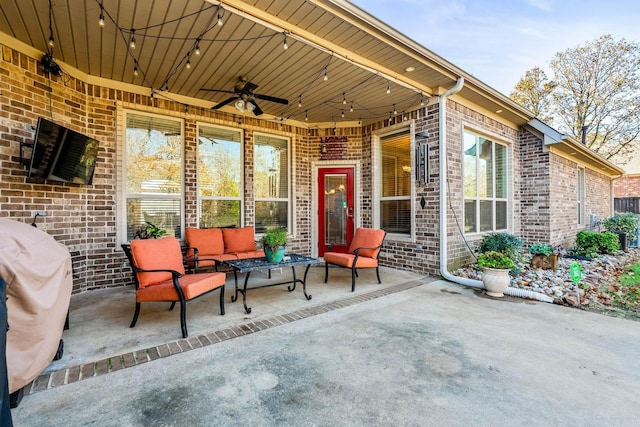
222;254;320;313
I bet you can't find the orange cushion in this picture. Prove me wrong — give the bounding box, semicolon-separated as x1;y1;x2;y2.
236;250;265;259
348;228;385;258
136;272;226;302
223;226;257;253
130;237;186;288
324;252;379;268
185;228;224;256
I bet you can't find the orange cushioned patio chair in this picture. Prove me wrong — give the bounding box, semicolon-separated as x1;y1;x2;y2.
323;228;386;292
122;236;226;338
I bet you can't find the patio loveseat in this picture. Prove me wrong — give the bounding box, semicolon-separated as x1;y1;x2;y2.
184;226;265;272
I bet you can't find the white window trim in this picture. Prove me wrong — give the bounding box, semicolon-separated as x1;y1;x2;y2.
253;131;294;237
372;122;415;243
118;109;185;243
577;167;585;226
461;127;511;236
196;122;245;227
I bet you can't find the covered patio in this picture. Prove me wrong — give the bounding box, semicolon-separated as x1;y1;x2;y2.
30;265;429;395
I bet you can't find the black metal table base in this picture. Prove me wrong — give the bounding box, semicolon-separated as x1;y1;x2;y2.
231;264;313;313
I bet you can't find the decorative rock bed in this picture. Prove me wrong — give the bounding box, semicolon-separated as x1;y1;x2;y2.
452;248;640;307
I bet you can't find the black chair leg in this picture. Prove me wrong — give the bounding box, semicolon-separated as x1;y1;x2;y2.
179;300;188;338
169;301;176;311
351;265;357;292
376;267;381;284
219;286;225;315
324;262;329;283
130;302;141;328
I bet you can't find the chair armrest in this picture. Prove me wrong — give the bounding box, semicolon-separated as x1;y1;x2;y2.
128;264;183;279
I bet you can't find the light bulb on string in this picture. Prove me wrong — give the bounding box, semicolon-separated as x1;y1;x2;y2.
386;81;390;94
341;110;345;118
305;110;308;121
133;66;139;77
350;102;354;112
324;69;328;81
393;104;397;115
48;35;55;48
129;30;136;49
217;10;224;26
195;40;201;55
283;35;288;50
186;60;191;69
420;93;424;106
342;93;346;104
99;13;105;27
298;96;302;108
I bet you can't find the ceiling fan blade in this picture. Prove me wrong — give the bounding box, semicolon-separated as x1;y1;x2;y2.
244;81;259;93
248;99;263;116
254;93;289;105
212;96;237;110
200;89;237;94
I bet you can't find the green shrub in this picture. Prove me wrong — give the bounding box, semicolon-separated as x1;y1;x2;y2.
528;243;553;256
477;232;523;261
477;251;515;269
575;231;620;257
134;221;167;239
601;213;640;243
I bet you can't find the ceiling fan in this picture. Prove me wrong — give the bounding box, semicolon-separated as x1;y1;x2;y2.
200;76;288;116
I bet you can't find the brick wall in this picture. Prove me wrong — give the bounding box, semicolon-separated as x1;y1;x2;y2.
614;175;640;197
519;129;551;245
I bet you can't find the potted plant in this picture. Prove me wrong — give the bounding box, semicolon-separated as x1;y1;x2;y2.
260;226;288;262
134;221;168;239
528;243;561;270
477;251;514;298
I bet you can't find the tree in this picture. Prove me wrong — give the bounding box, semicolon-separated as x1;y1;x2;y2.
510;35;640;162
509;67;556;124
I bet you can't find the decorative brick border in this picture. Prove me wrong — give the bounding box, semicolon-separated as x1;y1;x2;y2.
26;279;429;395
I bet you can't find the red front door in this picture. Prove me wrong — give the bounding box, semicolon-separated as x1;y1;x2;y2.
318;167;355;256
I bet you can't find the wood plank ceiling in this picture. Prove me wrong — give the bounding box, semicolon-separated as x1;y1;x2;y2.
0;0;530;126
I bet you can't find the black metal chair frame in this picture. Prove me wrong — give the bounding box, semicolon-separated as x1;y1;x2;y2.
324;241;385;292
122;244;225;338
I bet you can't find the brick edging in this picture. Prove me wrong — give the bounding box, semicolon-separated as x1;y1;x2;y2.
26;279;429;395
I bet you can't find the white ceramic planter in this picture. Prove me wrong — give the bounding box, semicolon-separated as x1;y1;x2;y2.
481;267;511;298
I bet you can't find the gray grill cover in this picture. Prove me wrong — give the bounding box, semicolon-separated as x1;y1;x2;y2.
0;219;72;393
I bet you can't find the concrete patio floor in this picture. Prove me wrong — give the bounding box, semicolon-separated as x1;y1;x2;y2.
9;265;640;426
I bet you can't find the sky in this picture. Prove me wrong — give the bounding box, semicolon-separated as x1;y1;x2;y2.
351;0;640;95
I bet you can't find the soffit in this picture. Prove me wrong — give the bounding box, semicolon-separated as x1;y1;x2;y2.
0;0;532;126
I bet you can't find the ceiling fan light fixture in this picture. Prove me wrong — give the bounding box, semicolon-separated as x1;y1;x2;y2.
246;101;256;112
234;99;245;112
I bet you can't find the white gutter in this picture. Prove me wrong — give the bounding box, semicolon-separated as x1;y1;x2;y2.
437;77;553;303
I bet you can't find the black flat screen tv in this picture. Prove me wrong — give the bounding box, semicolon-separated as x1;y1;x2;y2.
27;117;99;185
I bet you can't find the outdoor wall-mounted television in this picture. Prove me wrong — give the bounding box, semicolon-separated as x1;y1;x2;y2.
27;117;99;185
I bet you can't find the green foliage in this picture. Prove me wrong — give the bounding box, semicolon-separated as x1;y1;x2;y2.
528;243;553;256
477;232;523;261
574;231;620;257
260;226;288;251
477;251;515;270
620;263;640;287
601;213;640;243
134;221;167;239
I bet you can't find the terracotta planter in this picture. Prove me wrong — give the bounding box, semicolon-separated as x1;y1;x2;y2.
481;267;511;298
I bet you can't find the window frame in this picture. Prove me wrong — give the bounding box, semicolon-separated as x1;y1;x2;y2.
462;129;509;235
577;167;585;226
121;110;185;242
372;125;415;241
253;132;292;235
196;123;244;228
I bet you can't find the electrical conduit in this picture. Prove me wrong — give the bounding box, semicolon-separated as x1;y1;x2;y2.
437;77;553;303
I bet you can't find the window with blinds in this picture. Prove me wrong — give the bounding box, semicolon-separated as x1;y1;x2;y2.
198;125;243;228
463;130;508;233
380;129;411;235
125;112;183;240
254;133;289;233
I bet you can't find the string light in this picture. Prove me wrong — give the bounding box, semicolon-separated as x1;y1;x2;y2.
195;39;201;55
305;110;308;121
283;34;288;50
420;92;424;106
341;110;345;118
350;102;354;112
324;69;328;81
393;104;397;115
99;11;105;27
298;96;302;108
217;7;224;26
186;60;191;69
386;81;390;94
130;30;136;49
48;35;55;48
342;93;346;104
133;66;139;77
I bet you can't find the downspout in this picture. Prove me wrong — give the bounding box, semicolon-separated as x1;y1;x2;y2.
437;77;553;303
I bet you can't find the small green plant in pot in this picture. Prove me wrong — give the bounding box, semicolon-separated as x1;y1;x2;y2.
260;226;288;262
134;221;167;239
477;251;513;298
